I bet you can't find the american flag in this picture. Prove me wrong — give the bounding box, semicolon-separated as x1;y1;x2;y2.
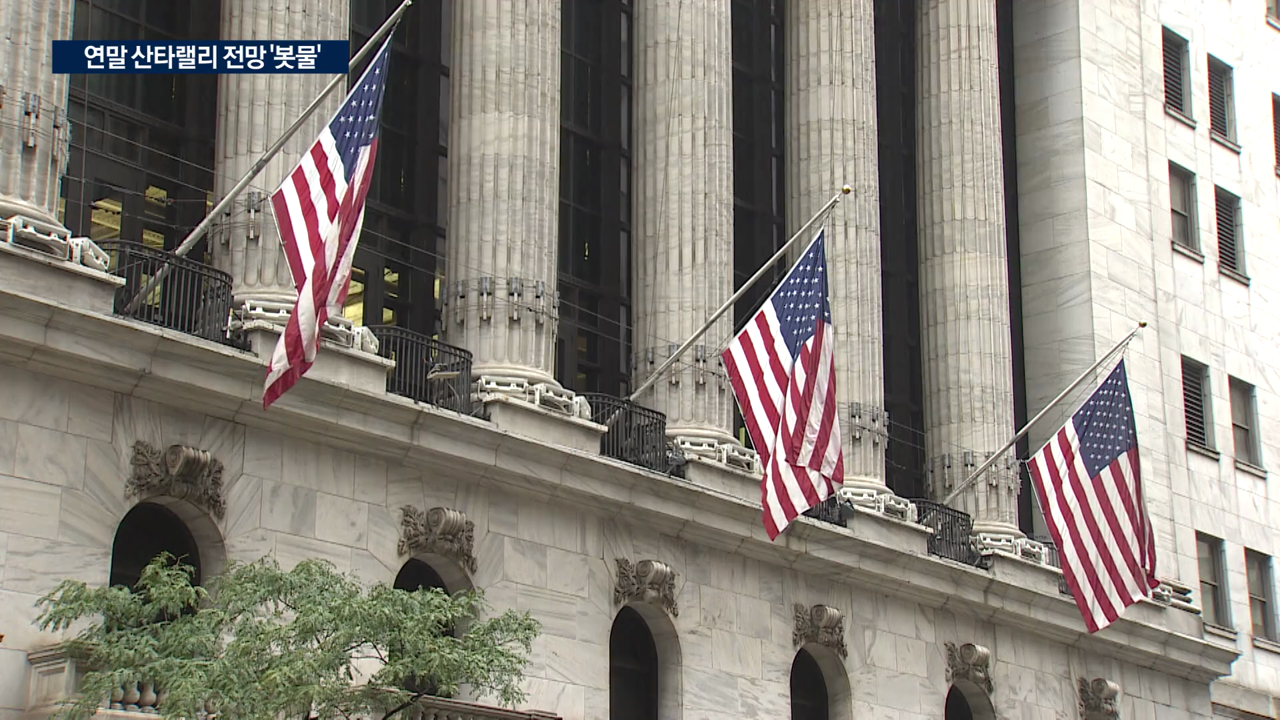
263;36;393;408
1028;360;1158;633
722;231;843;540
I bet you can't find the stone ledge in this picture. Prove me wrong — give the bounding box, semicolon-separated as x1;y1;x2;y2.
0;285;1242;685
0;241;122;314
243;322;394;398
482;392;605;455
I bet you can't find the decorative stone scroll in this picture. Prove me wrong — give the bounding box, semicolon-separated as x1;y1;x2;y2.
945;642;993;695
792;604;847;659
398;506;478;574
128;441;225;519
1078;677;1120;720
613;559;678;617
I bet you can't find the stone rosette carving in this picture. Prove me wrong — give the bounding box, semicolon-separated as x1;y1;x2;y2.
127;441;225;519
398;506;477;574
614;558;678;617
792;604;847;659
945;641;993;695
1078;677;1120;720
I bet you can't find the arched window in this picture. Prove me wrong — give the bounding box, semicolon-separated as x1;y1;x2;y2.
110;502;202;589
790;647;829;720
945;684;995;720
609;606;658;720
393;558;451;697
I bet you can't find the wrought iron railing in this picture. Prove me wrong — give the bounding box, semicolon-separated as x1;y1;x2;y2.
804;495;847;527
100;241;235;345
368;325;474;414
581;393;671;473
912;499;981;566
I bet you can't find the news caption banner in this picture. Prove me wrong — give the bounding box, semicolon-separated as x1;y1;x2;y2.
52;41;350;73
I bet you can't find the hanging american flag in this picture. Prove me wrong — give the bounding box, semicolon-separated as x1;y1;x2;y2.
1027;359;1158;633
263;35;394;408
722;231;843;540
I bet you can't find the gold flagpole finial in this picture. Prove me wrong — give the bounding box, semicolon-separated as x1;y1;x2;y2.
841;184;852;195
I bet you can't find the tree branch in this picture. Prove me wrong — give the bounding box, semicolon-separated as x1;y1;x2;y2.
380;692;423;720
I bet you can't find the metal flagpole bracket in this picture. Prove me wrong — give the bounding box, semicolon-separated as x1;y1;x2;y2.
941;320;1148;507
627;184;852;404
122;0;414;316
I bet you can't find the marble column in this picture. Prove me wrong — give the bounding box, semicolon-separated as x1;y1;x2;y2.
786;0;892;503
0;0;74;232
446;1;560;386
632;0;736;447
917;0;1020;540
213;0;349;312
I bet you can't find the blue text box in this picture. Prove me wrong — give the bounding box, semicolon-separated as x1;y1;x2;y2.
52;41;350;74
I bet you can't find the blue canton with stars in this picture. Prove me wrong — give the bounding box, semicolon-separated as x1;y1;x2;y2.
330;38;392;182
768;231;833;358
1073;360;1138;479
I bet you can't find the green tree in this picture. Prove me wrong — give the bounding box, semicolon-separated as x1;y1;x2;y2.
35;555;540;720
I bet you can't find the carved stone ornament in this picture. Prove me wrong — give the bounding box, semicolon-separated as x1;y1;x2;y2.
398;506;478;574
1078;677;1120;720
613;558;678;617
127;441;225;519
792;604;847;658
945;642;994;695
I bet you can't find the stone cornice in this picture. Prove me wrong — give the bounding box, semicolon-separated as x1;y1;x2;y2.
0;286;1239;684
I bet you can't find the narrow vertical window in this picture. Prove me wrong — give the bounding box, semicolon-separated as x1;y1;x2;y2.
1197;532;1230;628
1169;163;1198;252
1181;356;1213;451
1271;94;1280;173
1207;55;1235;142
1162;29;1191;117
1214;186;1244;276
1228;377;1261;467
1246;550;1277;641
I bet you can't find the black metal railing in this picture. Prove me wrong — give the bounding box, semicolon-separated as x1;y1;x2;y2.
100;241;234;344
912;499;981;566
580;394;670;474
368;325;474;414
804;495;847;527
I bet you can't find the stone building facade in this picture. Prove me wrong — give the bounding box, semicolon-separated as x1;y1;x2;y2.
0;0;1277;718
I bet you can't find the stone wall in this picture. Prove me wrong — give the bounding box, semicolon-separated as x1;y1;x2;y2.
0;362;1226;719
1014;0;1280;713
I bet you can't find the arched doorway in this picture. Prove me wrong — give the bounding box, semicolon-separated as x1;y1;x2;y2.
945;684;996;720
609;606;659;720
109;502;203;589
393;558;453;697
791;647;829;719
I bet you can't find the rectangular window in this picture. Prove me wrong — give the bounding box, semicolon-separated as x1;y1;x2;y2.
1182;356;1213;451
1247;550;1276;641
1272;94;1279;172
1229;377;1261;467
1270;0;1279;22
1169;163;1198;251
1163;29;1191;116
1208;56;1235;141
1198;533;1230;628
1214;186;1244;276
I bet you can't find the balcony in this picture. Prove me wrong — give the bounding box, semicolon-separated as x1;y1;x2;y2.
580;393;676;474
804;495;847;528
912;499;983;567
368;325;475;415
99;241;237;346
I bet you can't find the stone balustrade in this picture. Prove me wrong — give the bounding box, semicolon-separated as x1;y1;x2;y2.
408;696;561;720
107;681;166;714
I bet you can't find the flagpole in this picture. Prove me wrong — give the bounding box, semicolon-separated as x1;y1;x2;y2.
626;184;851;403
941;320;1148;507
122;0;413;315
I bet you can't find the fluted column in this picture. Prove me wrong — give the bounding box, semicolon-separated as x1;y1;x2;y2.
0;0;73;231
213;0;349;310
786;0;892;503
446;1;560;385
917;0;1020;539
633;0;736;447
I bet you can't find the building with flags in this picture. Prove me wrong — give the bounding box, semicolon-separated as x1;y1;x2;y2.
0;0;1278;718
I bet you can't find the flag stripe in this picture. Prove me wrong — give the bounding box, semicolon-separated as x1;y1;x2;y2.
1028;360;1156;633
